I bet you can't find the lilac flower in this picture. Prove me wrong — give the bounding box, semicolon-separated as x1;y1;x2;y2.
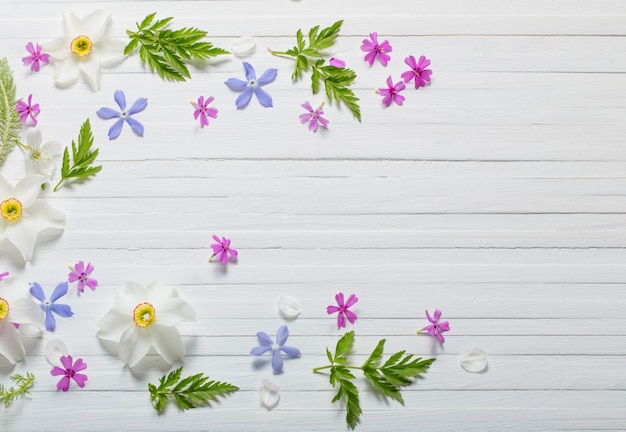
16;94;40;126
420;309;450;343
401;55;432;89
327;292;358;329
377;76;406;107
329;58;345;68
191;96;218;128
225;62;277;109
68;261;98;293
0;272;8;281
209;235;238;264
22;42;49;72
29;282;74;332
250;325;301;373
50;355;87;391
299;101;329;132
361;32;392;66
96;90;148;140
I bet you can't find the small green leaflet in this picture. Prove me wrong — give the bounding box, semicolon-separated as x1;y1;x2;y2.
53;119;102;192
0;58;21;170
314;331;435;429
148;367;239;414
0;372;35;407
125;13;229;82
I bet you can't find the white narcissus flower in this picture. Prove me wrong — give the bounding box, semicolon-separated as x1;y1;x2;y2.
0;175;66;262
97;281;196;368
24;128;61;178
43;10;126;91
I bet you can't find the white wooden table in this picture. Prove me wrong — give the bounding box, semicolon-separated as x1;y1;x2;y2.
1;1;625;430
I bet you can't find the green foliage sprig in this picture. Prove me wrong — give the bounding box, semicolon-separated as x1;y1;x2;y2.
313;331;435;429
125;13;230;82
54;119;101;192
270;20;361;122
0;58;21;170
0;372;35;406
148;367;239;414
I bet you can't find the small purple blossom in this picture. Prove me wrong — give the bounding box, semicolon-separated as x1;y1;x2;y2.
96;90;148;140
29;282;74;332
377;76;406;107
16;94;40;126
401;55;432;89
225;62;277;109
329;58;345;68
50;355;87;391
327;292;358;329
299;101;329;132
22;42;49;72
0;272;8;281
250;325;301;373
420;309;450;343
68;261;98;293
209;235;238;264
360;32;392;66
191;96;218;128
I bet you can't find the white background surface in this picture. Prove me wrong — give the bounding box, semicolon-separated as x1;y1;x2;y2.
1;0;625;430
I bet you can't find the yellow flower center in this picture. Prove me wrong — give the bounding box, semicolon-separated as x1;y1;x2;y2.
0;298;9;320
70;35;93;57
0;198;22;221
133;302;156;328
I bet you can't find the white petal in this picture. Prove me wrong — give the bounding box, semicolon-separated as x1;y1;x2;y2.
145;281;175;307
52;57;81;88
95;38;128;67
230;37;256;58
25;128;42;150
10;298;42;327
119;326;151;368
156;297;196;326
78;55;102;91
278;296;301;319
45;339;69;366
22;199;66;236
15;175;45;207
149;324;185;364
42;36;72;60
0;320;26;364
459;347;488;373
4;220;38;262
78;10;110;43
97;309;131;342
41;140;62;158
63;10;81;37
115;281;146;312
260;379;280;410
0;175;15;198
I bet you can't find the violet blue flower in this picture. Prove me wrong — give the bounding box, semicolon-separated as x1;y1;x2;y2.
209;235;238;264
29;282;74;332
16;94;40;126
327;292;358;329
420;309;450;343
0;272;8;281
299;101;329;132
50;354;87;391
225;62;277;109
68;261;98;293
22;42;49;72
377;76;406;107
361;32;392;66
329;58;345;68
250;325;301;373
96;90;148;140
191;96;218;128
401;55;432;89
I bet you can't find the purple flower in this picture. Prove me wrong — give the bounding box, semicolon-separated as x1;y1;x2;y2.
420;309;450;343
361;32;392;66
209;235;238;264
191;96;218;128
329;58;345;68
50;355;87;391
96;90;148;140
401;55;432;89
22;42;49;72
299;101;329;132
327;292;358;329
225;62;277;109
250;325;301;373
68;261;98;293
0;272;8;281
16;94;40;126
377;76;406;107
29;282;74;332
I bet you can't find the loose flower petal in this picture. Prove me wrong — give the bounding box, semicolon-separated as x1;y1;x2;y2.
260;379;280;410
459;347;488;373
278;296;301;319
230;37;257;57
45;338;69;366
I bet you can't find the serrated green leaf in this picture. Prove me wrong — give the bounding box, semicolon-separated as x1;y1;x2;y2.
334;330;354;360
54;119;102;192
362;339;385;370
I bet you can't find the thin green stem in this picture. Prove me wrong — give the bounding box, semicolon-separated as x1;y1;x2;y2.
313;365;362;373
53;179;64;192
267;48;291;57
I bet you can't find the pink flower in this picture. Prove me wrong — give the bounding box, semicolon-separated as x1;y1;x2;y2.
50;355;88;391
191;96;218;128
22;42;49;72
209;235;238;264
68;261;98;293
360;32;392;66
377;76;406;107
329;58;345;68
299;101;329;132
0;272;8;281
16;94;40;126
327;292;358;329
401;55;432;89
420;309;450;343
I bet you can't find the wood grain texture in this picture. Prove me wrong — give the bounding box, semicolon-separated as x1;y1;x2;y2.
1;0;625;430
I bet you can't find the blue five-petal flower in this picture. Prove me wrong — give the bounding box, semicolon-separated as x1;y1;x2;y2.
250;325;300;373
96;90;148;140
29;282;74;332
225;62;278;110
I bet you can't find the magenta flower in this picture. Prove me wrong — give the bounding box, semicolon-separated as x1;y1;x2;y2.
16;94;40;126
50;355;88;391
191;96;218;128
329;58;345;68
377;76;406;107
209;235;238;264
361;32;392;66
327;292;358;329
299;101;329;132
401;55;432;89
68;261;98;293
22;42;49;72
0;272;8;281
420;309;450;343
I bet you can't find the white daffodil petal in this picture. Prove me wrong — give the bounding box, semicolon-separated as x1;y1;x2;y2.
156;297;196;326
115;281;145;312
150;324;185;364
119;326;151;368
53;58;81;88
45;339;69;366
96;38;128;67
459;347;488;373
79;10;110;43
22;200;66;235
25;128;42;150
4;220;38;262
42;36;72;60
231;37;257;57
0;320;26;364
63;10;81;37
0;175;14;198
79;55;102;91
260;379;280;410
278;296;301;319
15;175;45;207
145;281;176;307
97;309;131;342
10;298;42;326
